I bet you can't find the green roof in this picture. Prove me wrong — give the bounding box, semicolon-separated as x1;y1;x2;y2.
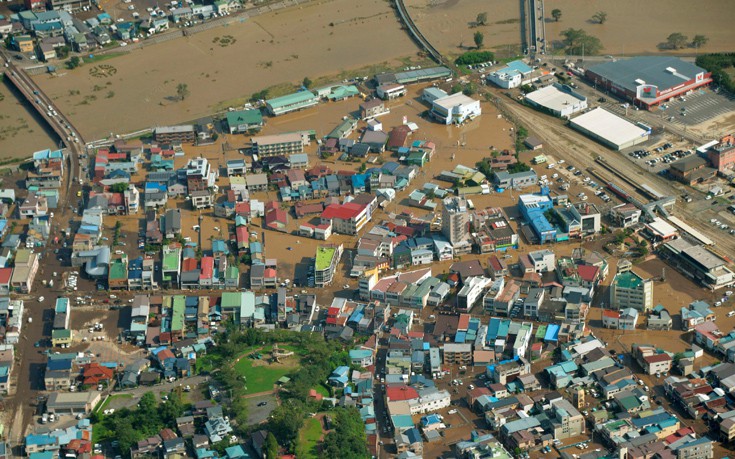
221;292;241;309
172;295;185;331
226;109;263;128
108;258;128;280
162;248;181;271
315;246;337;271
615;270;643;289
327;85;359;100
226;266;239;280
326;117;357;139
52;329;72;339
618;395;640;411
266;91;317;110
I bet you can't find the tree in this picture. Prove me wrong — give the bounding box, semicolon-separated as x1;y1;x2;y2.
473;31;484;49
110;182;128;193
66;56;81;69
692;34;709;48
592;11;607;24
320;408;370;459
302;76;312;88
264;433;279;459
560;28;604;55
551;8;562;22
666;32;688;49
176;83;190;101
476;12;488;26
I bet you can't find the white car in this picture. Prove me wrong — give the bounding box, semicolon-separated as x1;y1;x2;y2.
557;159;565;164
39;296;45;302
448;409;458;414
726;291;733;296
727;311;735;317
547;163;555;169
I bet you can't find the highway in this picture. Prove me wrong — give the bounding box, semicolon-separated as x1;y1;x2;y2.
2;54;83;209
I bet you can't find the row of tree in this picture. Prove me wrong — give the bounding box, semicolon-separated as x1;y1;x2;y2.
696;53;735;94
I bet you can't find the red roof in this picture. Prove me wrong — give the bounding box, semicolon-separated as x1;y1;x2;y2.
156;349;176;361
0;268;12;284
603;310;620;319
182;258;198;272
488;255;502;272
265;208;288;226
386;385;419;401
458;313;470;330
577;264;599;282
644;353;672;363
236;226;249;242
263;268;277;279
235;202;250;214
531;342;543;351
200;257;214;279
327;307;341;317
321;202;365;220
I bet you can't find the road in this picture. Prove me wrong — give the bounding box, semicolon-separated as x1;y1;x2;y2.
1;52;87;449
492;92;735;255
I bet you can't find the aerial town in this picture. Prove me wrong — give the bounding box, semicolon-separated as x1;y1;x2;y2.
0;0;734;458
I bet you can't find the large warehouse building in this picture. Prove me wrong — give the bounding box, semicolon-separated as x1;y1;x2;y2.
525;83;588;118
585;56;711;109
569;108;649;150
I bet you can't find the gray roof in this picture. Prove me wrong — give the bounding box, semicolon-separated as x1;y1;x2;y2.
164;209;181;233
587;56;707;94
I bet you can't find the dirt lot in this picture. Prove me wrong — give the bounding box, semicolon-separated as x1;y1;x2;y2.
405;0;521;58
544;0;734;55
32;0;419;140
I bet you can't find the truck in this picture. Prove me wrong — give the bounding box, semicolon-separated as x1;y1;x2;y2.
532;155;547;165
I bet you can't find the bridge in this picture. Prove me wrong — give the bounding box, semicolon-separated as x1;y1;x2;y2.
393;0;444;65
2;55;83;206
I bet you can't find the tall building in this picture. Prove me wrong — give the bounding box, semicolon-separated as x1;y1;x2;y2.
610;260;653;312
442;197;469;245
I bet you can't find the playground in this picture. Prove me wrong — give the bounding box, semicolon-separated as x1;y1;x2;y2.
233;344;301;394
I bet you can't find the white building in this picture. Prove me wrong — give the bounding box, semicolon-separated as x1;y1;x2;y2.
528;249;556;273
457;276;492;312
610;260;654;312
408;389;451;414
430;93;482;125
569;108;650;151
525;83;588;118
486;60;533;89
411;249;433;266
376;83;406;100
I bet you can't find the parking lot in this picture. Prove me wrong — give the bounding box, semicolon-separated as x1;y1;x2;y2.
658;88;735;126
245;393;278;425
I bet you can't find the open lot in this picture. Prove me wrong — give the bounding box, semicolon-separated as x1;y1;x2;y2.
544;0;734;55
32;0;419;140
245;393;278;425
295;416;324;459
233;344;301;393
405;0;521;58
663;89;735;127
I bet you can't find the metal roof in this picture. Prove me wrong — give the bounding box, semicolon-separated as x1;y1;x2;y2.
587;56;707;93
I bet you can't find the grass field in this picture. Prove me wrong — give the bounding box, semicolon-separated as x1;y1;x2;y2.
295;417;324;459
233;345;302;393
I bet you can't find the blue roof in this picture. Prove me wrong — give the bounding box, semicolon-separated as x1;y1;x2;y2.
26;435;57;447
391;414;415;429
455;331;467;343
544;324;560;342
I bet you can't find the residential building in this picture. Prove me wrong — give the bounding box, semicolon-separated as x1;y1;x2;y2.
265;91;319;116
320;202;369;235
430;93;481;125
610;260;653;312
251;132;306;156
442;197;469;246
155;125;196;144
225;109;263;134
315;244;343;287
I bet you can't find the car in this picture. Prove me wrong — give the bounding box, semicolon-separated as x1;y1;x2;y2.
447;409;457;414
257;401;268;407
727;311;735;317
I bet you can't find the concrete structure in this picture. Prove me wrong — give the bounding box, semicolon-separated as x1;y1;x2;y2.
660;238;735;291
569;108;650;150
524;83;588;118
314;244;343;287
46;391;101;415
442;197;469;245
610;260;653;312
251;132;307;157
585;56;711;109
430;93;481;125
320;203;369;235
705;134;735;174
154;125;196;144
376;83;406;100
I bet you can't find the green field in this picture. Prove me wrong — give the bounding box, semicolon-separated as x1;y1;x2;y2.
94;393;133;414
296;417;324;459
233;345;302;393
